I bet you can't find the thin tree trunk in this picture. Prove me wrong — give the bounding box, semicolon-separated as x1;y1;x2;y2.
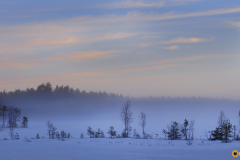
2;112;5;128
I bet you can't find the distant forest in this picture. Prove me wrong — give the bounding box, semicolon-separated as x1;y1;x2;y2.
0;82;123;101
0;82;235;103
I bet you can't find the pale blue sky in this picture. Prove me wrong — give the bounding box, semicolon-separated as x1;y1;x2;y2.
0;0;240;99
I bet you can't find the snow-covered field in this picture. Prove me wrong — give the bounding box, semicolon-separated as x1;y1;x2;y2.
0;120;240;160
1;134;239;160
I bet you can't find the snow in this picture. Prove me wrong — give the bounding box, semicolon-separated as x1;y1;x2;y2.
1;132;239;160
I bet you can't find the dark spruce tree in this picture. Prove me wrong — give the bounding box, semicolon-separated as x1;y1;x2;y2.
210;127;223;140
108;126;116;138
222;119;232;143
168;121;181;140
87;126;95;138
0;104;8;128
183;119;188;140
21;116;28;128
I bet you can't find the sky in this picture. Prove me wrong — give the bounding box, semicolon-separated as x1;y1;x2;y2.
0;0;240;100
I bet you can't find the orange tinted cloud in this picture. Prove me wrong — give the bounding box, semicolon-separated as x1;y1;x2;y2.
25;37;79;47
152;55;237;65
0;32;137;51
48;50;116;61
106;0;165;8
0;61;30;70
164;45;179;50
121;64;184;73
163;38;205;44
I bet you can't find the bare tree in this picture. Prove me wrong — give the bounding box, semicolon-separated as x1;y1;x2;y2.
238;111;240;134
188;120;195;140
218;110;226;127
8;107;15;139
162;129;167;139
46;121;57;139
139;111;146;136
120;100;133;138
204;130;209;140
218;110;226;140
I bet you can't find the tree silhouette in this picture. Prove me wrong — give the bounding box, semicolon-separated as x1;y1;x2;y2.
0;104;8;128
139;111;146;136
120;100;133;138
21;116;28;128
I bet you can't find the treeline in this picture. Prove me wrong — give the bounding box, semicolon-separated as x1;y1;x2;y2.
0;82;124;100
0;82;233;102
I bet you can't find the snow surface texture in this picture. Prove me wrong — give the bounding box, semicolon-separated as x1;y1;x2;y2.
1;121;240;160
0;137;239;160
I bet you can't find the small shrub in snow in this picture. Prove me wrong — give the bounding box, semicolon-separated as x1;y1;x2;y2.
67;132;71;139
14;133;20;140
55;131;60;139
108;126;116;138
116;134;121;138
61;130;67;140
80;132;84;138
36;134;40;139
186;139;193;145
143;134;153;139
133;129;141;139
135;134;141;139
199;141;205;145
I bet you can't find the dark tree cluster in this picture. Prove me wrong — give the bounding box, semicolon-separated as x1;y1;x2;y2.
0;103;27;129
167;121;182;140
163;119;194;140
46;121;71;140
108;126;117;138
209;111;233;143
87;126;105;138
0;103;28;140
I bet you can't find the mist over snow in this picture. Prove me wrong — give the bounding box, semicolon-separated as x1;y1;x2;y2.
0;83;239;139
